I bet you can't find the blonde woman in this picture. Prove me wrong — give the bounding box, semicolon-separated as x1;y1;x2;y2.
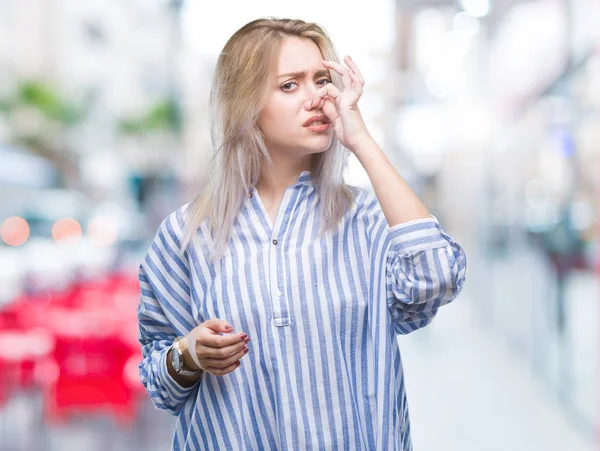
138;17;467;451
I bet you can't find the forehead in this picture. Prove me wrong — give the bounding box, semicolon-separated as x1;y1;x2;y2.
277;37;324;73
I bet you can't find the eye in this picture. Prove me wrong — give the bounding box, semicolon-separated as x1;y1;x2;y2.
280;78;332;92
280;81;298;92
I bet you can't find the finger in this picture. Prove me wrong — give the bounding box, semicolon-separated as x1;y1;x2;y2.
310;95;330;111
202;330;247;348
203;345;248;369
330;57;363;90
310;84;342;109
322;98;339;124
203;318;234;334
344;55;364;85
348;69;363;88
206;360;241;376
201;336;249;359
322;60;352;89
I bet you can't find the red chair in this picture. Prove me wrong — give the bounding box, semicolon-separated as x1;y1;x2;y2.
1;273;143;424
0;328;55;392
43;307;137;425
0;295;54;393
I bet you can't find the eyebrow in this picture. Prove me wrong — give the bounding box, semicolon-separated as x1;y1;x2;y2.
276;69;331;79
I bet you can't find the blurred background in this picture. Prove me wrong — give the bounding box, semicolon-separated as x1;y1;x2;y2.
0;0;598;450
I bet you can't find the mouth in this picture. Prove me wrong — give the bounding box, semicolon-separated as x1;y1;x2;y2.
305;122;331;132
303;115;331;132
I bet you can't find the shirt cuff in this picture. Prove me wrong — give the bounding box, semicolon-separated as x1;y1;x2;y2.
159;344;200;400
387;215;450;255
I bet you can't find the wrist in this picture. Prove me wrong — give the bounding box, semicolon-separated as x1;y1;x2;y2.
166;348;201;386
179;336;201;371
170;337;203;378
348;133;375;157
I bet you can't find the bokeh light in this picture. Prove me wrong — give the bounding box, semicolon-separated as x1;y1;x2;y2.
51;218;82;244
1;216;30;246
87;216;119;247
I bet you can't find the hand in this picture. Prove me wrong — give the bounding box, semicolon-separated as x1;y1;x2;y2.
306;55;371;151
184;318;250;376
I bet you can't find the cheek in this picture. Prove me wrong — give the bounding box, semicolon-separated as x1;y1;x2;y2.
262;100;298;132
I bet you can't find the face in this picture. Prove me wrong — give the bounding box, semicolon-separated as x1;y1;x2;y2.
258;37;334;159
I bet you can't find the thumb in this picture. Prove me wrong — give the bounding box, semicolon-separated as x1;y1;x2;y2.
203;318;234;334
322;98;338;124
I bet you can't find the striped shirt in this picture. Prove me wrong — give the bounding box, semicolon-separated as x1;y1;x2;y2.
138;170;467;451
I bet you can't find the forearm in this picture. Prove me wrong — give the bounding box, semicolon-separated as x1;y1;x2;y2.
139;341;200;416
351;136;430;227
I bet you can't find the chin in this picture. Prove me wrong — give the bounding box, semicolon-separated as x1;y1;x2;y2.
307;136;333;154
304;144;330;155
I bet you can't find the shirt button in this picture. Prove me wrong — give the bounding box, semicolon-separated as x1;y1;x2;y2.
276;290;282;297
272;239;278;245
248;192;253;198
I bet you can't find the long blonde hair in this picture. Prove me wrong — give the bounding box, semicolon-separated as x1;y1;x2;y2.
181;18;355;262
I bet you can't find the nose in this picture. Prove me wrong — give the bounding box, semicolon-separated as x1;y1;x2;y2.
303;84;320;111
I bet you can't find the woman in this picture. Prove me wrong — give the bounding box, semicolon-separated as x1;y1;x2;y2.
138;17;467;451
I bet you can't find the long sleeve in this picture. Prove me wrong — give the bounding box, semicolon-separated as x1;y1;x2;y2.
384;216;467;335
137;208;199;416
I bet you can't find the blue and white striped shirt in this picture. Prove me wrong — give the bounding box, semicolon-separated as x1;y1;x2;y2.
138;170;467;451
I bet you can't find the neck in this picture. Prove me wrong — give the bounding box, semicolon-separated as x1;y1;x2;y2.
255;153;313;199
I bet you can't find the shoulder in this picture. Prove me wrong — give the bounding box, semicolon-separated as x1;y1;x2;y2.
346;184;384;222
140;204;193;292
342;185;390;251
140;202;192;274
155;202;191;248
145;201;199;267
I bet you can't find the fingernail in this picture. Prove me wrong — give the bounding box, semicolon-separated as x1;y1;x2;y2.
226;326;233;331
348;55;352;60
244;337;250;343
236;361;241;367
240;333;248;340
243;347;249;353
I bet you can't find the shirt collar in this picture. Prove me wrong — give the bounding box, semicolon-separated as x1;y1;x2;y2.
296;170;313;186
